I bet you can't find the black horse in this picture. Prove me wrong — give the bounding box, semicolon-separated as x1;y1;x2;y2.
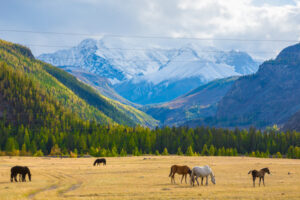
93;158;106;166
11;166;31;182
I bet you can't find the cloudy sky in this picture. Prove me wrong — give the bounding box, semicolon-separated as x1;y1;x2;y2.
1;0;300;60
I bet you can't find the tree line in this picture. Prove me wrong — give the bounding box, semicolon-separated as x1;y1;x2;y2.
1;121;299;158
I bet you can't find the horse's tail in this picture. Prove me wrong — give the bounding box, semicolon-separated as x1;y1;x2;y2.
248;170;252;174
169;166;173;177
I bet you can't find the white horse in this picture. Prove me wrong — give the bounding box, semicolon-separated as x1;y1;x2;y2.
190;165;216;186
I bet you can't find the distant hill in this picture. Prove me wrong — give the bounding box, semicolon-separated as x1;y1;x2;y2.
0;39;158;128
211;43;300;129
38;37;259;105
143;76;239;126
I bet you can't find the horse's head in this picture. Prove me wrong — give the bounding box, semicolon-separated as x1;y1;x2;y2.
25;167;31;181
211;173;216;184
188;169;192;176
264;168;270;174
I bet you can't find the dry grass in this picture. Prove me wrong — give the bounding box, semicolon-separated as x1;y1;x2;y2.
0;156;299;200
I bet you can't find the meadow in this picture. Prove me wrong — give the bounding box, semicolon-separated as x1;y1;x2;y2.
0;156;299;200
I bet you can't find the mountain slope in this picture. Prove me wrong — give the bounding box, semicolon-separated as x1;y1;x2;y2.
38;38;259;105
60;66;139;107
143;76;239;126
213;43;300;128
0;39;158;127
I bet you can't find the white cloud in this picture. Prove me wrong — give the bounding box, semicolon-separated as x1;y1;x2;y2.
0;0;299;60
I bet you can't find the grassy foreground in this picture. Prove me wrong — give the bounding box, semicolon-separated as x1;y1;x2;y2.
0;156;299;200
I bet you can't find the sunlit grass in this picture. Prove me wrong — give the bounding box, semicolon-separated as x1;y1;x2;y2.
0;156;299;199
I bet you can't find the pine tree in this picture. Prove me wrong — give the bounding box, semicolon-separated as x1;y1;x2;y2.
208;145;215;156
111;146;118;157
201;144;208;156
287;146;294;158
155;150;160;156
162;147;169;155
185;145;195;156
120;148;127;157
5;137;17;152
177;147;183;155
276;152;282;158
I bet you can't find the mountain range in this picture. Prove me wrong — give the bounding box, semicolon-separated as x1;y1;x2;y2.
38;37;259;105
2;38;300;131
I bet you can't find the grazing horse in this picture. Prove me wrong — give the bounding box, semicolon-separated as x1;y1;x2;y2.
93;158;106;166
169;165;192;184
10;166;31;182
248;168;270;187
190;165;216;186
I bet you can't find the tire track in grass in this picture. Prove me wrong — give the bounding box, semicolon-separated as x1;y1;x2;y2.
28;184;59;199
27;169;68;199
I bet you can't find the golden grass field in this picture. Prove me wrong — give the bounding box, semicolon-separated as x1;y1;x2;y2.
0;156;299;200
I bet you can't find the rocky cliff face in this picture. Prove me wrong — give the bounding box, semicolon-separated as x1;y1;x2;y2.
215;43;300;128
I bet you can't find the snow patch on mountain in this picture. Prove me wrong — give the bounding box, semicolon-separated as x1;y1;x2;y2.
38;37;260;104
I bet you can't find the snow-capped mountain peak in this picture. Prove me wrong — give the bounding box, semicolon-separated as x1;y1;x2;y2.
38;38;260;104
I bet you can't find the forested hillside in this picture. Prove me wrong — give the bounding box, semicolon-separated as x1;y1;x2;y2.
0;39;157;127
215;43;300;128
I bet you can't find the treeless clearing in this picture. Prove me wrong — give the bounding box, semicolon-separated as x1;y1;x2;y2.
0;156;299;200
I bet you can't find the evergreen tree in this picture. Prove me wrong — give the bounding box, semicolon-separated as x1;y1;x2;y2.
155;150;160;156
201;144;209;156
120;148;127;157
177;147;183;155
185;145;195;156
5;137;17;152
287;146;294;158
208;145;215;156
276;152;282;158
162;147;169;155
111;146;118;157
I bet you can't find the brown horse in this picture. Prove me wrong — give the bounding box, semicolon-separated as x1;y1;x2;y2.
248;167;270;187
169;165;192;184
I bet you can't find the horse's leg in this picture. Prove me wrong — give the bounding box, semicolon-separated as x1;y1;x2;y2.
172;174;175;184
253;177;256;187
11;172;14;182
259;177;261;187
206;176;208;186
196;176;199;186
201;177;203;185
181;174;184;183
14;174;18;182
185;174;187;184
263;176;265;186
23;174;26;182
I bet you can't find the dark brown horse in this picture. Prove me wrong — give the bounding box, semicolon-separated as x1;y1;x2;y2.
11;166;31;182
93;158;106;166
169;165;192;184
248;167;270;187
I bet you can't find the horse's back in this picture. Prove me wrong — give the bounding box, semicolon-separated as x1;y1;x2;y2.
192;165;212;176
11;166;23;173
171;165;190;174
